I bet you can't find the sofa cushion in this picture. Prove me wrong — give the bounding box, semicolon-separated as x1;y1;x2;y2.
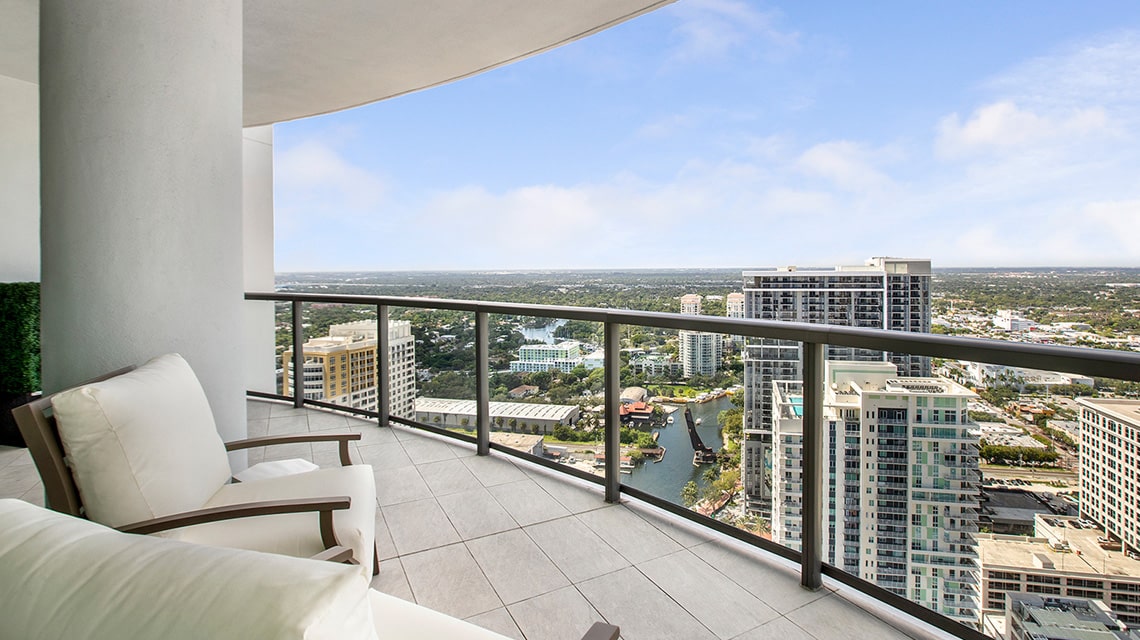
0;499;376;640
170;463;377;578
50;353;232;527
369;590;513;640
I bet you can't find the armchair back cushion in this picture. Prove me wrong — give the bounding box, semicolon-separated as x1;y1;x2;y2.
0;499;376;640
50;353;232;527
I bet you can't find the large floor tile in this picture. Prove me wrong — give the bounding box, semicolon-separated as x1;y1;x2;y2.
401;437;459;464
731;616;816;640
527;471;608;514
625;500;716;548
784;593;914;640
577;567;716;640
467;529;570;605
524;516;629;583
245;400;272;420
488;479;571;526
246;418;269;439
418;458;480;496
359;442;415;470
374;509;399;561
0;464;46;498
373;465;433;506
383;498;461;555
261;440;313;463
350;423;399;445
576;505;682;565
269;403;309;418
466;608;525;640
402;543;503;619
437;487;519;540
305;411;351;432
508;586;607;640
267;414;310;435
639;549;779;638
370;557;413;602
689;540;828;614
462;453;528;487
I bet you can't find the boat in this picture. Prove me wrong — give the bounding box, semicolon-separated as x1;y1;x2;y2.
666;416;674;424
694;417;702;425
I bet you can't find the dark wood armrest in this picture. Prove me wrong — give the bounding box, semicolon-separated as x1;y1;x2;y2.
225;433;362;466
311;545;356;564
116;496;352;550
580;622;620;640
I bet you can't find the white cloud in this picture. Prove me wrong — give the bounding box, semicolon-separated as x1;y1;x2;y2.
795;141;895;192
665;0;799;64
985;30;1140;113
1081;200;1140;256
936;101;1110;158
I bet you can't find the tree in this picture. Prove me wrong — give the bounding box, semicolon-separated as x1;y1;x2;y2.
681;481;699;507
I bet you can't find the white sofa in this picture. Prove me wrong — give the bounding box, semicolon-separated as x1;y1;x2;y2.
0;499;570;640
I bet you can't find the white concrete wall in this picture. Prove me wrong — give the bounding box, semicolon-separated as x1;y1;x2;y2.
39;2;247;449
0;73;39;282
243;125;277;394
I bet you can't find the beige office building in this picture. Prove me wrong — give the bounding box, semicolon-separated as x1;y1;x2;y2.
282;320;416;419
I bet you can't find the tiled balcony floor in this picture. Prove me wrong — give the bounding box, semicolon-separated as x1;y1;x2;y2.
1;400;957;640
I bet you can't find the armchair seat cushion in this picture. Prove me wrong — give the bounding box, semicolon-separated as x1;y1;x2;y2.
167;464;377;577
0;499;375;640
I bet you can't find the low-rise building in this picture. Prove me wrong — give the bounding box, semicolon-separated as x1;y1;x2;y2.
978;514;1140;625
488;432;544;457
1006;593;1140;640
414;398;579;435
509;340;603;373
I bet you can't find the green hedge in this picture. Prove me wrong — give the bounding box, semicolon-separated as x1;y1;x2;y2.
0;282;40;394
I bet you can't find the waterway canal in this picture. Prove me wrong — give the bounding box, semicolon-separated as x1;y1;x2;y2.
623;395;732;503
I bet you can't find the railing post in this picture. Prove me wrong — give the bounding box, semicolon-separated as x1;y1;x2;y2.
377;305;391;428
476;311;491;455
292;300;304;409
604;320;621;503
801;340;824;590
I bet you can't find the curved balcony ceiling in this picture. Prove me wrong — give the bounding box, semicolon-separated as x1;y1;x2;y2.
2;0;672;126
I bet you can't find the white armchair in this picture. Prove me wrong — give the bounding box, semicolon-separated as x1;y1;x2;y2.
0;499;621;640
13;353;377;576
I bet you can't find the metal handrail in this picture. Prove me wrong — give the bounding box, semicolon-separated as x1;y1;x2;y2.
245;289;1140;640
247;291;1140;380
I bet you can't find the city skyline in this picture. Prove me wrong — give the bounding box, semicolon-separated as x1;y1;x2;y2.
274;2;1140;272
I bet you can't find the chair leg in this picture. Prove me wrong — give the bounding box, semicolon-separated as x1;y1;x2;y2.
373;542;381;576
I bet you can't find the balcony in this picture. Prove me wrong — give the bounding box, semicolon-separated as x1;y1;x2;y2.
4;400;945;640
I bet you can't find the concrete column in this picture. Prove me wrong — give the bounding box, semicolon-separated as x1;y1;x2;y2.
243;125;277;394
0;72;39;283
39;2;246;445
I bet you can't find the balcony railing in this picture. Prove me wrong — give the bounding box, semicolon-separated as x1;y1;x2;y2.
246;290;1140;640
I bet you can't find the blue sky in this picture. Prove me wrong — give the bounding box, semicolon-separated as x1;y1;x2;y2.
274;1;1140;271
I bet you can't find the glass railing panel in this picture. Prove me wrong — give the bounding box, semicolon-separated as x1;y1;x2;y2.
477;314;604;462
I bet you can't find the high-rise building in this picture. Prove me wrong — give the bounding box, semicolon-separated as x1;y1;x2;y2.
771;361;981;625
678;330;720;377
1076;398;1140;554
679;293;721;378
725;292;745;349
742;257;932;512
282;320;416;418
680;294;703;315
